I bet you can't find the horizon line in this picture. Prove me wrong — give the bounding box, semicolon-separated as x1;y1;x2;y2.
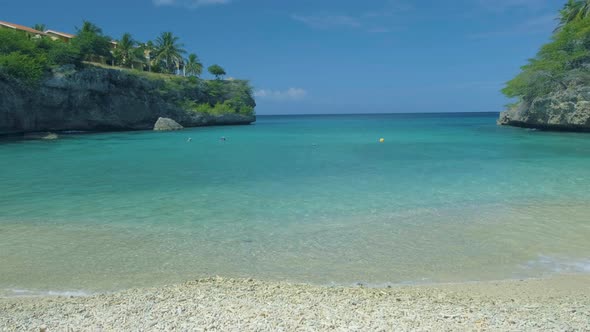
256;111;501;116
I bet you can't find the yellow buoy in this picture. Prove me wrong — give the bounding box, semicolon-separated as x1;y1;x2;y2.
379;138;385;143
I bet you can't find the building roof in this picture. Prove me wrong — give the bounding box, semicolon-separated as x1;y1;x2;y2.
45;30;75;38
0;20;46;35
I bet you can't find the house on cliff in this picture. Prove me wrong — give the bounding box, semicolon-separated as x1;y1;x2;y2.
45;30;75;42
45;29;118;50
0;20;45;38
2;20;156;72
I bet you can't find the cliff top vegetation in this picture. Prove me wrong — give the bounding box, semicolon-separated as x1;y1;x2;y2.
503;0;590;102
0;20;254;116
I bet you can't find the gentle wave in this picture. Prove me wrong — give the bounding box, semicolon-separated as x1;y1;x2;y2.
2;288;93;298
524;256;590;274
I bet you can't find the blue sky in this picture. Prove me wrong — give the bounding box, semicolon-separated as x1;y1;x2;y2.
4;0;564;114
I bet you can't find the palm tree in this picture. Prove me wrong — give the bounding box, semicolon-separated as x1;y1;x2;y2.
143;40;155;72
184;53;203;77
154;32;186;74
114;33;138;68
556;0;590;31
77;20;103;34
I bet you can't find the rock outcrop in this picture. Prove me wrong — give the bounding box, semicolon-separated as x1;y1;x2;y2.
154;117;183;131
0;66;255;135
498;86;590;132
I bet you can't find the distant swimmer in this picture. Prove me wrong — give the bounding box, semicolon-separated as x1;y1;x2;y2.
187;138;192;142
220;136;227;142
379;138;385;143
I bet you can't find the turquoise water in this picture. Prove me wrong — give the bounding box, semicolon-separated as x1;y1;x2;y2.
1;113;590;295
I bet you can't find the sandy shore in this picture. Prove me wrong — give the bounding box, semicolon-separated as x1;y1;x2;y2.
1;275;589;331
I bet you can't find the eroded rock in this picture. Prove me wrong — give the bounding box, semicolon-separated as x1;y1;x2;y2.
154;117;183;131
498;86;590;132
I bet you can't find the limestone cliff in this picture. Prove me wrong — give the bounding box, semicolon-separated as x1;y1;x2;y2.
498;86;590;132
0;66;255;135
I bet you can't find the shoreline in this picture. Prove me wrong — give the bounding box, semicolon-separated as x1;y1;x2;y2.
2;274;589;331
1;273;587;299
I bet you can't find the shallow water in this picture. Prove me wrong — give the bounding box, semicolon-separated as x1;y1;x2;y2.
1;113;590;295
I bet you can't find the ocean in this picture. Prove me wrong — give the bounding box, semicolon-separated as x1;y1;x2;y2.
1;113;590;296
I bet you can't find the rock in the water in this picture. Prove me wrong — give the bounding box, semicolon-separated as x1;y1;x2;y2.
154;117;183;131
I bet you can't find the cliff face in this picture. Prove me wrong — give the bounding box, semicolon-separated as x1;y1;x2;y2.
498;86;590;132
0;66;255;135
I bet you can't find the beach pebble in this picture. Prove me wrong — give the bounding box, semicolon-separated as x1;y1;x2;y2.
1;276;589;331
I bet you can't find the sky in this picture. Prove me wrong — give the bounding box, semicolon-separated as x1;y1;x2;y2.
2;0;565;115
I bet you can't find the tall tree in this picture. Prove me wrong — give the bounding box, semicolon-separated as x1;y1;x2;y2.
72;21;111;62
143;40;155;72
32;24;46;32
557;0;590;31
208;64;226;79
154;32;186;74
113;33;139;68
503;12;590;101
77;20;103;35
185;53;203;77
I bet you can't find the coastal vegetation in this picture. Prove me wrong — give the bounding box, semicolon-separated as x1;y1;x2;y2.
0;20;254;117
499;0;590;130
208;64;226;80
503;0;590;102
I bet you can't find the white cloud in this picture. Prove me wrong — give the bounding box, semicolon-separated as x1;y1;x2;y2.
291;1;411;33
254;88;308;101
153;0;230;8
291;14;361;29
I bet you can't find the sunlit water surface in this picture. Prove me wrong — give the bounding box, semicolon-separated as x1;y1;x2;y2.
1;113;590;296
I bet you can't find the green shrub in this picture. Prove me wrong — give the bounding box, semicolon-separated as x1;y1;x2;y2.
48;42;82;67
194;103;213;114
209;101;234;115
239;105;255;116
503;15;590;101
0;29;36;55
0;52;47;83
71;30;112;62
180;98;254;116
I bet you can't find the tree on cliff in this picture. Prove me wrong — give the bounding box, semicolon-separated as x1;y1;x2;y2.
503;3;590;102
154;32;186;75
185;54;203;77
208;64;226;80
114;33;143;69
77;21;103;35
72;21;112;63
556;0;590;31
32;24;46;32
142;40;156;72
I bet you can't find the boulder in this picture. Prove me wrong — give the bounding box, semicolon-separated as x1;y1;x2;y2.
154;117;184;131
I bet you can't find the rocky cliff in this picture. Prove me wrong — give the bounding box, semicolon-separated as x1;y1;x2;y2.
0;66;255;135
498;86;590;132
